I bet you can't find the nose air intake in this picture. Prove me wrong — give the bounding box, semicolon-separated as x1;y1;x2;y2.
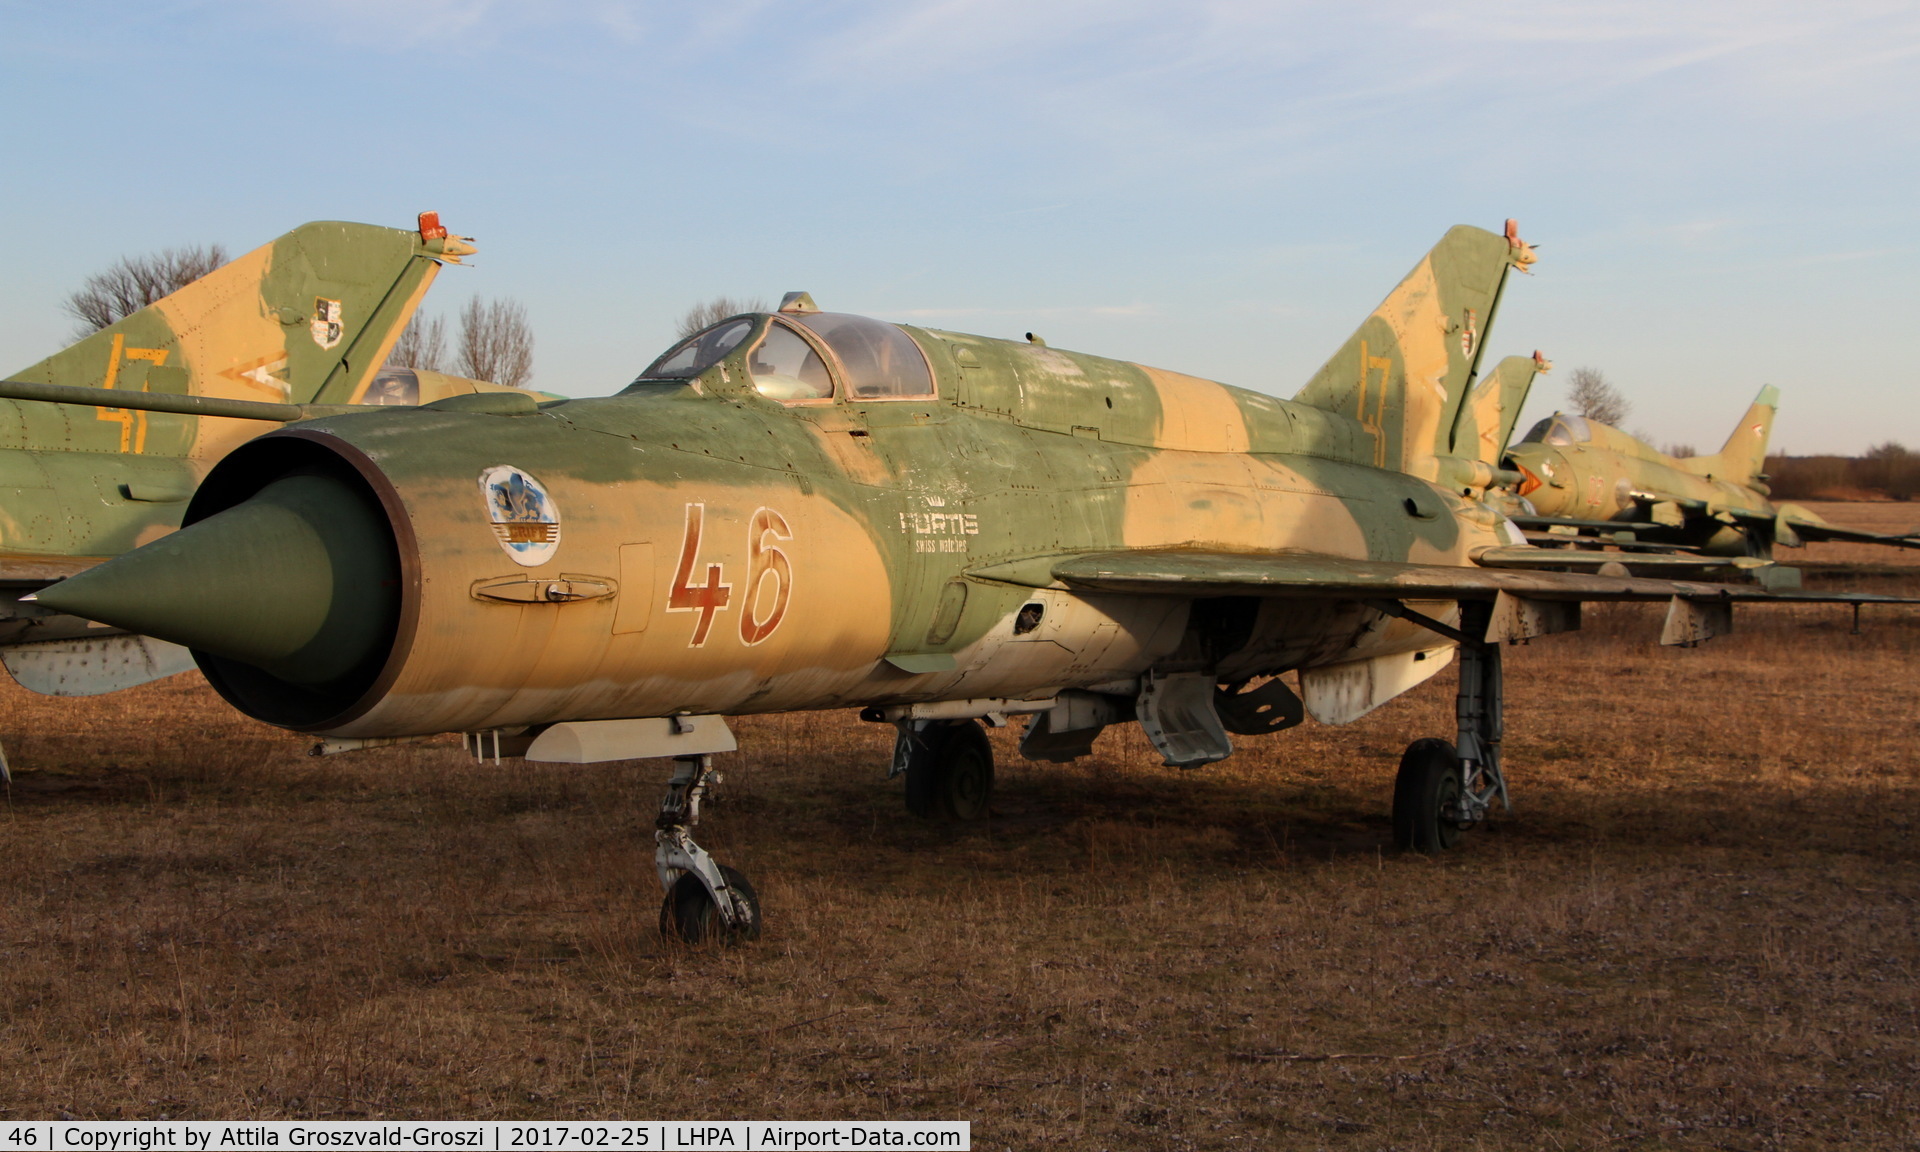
34;439;404;729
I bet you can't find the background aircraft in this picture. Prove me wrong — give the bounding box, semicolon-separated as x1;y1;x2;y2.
1503;389;1920;565
30;223;1912;944
0;216;560;708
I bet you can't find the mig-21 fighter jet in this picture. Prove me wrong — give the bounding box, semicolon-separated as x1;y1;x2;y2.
25;221;1914;943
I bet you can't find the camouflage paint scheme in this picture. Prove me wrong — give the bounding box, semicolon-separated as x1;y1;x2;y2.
0;217;539;691
33;215;1920;942
1504;390;1920;557
41;221;1906;757
31;225;1505;731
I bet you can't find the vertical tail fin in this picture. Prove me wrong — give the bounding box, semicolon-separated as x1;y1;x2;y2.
1681;386;1778;486
1454;351;1550;467
1293;220;1536;479
7;215;471;459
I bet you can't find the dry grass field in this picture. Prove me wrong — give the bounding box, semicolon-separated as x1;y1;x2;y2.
0;514;1915;1148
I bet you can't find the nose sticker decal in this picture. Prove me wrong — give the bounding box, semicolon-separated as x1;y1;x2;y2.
480;465;561;567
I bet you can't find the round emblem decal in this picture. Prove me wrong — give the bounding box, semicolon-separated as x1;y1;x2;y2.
479;465;560;567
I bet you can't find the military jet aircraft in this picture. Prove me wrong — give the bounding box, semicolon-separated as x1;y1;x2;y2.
0;214;537;727
26;221;1912;944
1503;389;1920;564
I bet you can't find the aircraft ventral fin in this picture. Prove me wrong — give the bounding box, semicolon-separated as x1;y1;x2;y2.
966;549;1919;606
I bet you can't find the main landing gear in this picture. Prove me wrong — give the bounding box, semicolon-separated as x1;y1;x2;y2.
893;719;995;821
655;754;762;943
1390;599;1508;853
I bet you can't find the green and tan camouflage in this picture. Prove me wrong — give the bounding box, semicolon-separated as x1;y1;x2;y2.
1504;388;1920;557
33;221;1916;938
37;224;1549;730
0;214;543;697
1455;351;1552;479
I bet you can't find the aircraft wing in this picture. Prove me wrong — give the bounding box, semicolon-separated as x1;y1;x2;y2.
968;548;1916;605
1776;520;1920;550
1519;502;1920;554
1511;514;1642;532
1720;504;1920;550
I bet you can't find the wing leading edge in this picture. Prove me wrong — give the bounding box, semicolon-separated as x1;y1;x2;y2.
968;548;1917;606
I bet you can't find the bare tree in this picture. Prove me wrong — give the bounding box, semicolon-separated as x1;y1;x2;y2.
63;244;230;337
387;313;451;372
1661;441;1699;459
1864;441;1919;499
456;297;535;388
1566;367;1630;427
676;296;768;338
1769;443;1920;500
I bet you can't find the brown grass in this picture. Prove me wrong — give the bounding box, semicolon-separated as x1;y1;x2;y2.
1;599;1917;1149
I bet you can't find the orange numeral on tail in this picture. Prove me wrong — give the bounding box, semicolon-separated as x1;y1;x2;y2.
739;508;793;646
667;503;732;647
97;333;170;453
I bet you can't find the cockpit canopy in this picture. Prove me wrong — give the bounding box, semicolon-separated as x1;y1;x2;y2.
641;318;754;381
634;311;934;402
363;366;421;406
1517;413;1591;447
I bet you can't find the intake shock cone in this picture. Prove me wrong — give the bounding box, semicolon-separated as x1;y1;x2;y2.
36;457;403;728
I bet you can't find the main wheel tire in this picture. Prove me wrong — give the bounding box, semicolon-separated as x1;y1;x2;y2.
901;720;995;821
940;722;995;821
659;865;763;944
1392;737;1466;853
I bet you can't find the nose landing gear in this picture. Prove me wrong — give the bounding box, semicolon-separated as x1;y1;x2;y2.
656;753;762;943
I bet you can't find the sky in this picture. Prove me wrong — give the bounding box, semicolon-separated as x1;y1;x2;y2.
4;0;1917;454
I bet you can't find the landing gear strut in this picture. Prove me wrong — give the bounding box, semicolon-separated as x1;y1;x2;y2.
655;754;761;943
893;719;994;820
1391;599;1508;853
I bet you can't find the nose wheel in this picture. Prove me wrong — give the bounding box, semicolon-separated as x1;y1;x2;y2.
661;865;762;944
654;754;761;943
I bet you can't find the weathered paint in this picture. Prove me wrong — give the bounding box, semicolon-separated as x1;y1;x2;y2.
1498;387;1918;557
0;217;546;682
48;221;1899;758
40;223;1558;739
1509;393;1780;526
1294;223;1533;480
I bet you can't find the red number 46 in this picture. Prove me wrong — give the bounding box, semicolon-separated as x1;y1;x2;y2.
666;503;792;648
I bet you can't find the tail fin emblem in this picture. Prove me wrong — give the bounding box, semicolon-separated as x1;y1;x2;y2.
311;297;344;350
